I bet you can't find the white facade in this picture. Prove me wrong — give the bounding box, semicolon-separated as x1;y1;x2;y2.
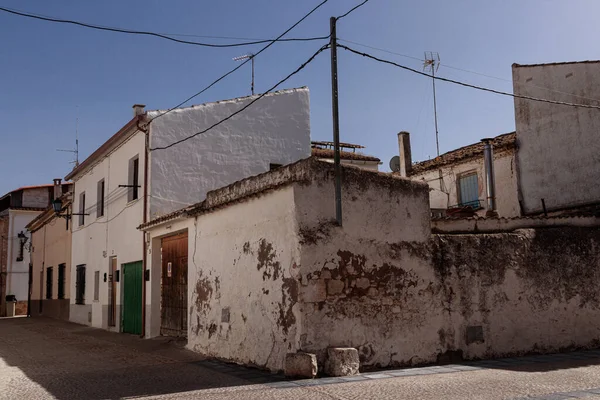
68;88;311;332
513;61;600;214
5;210;39;302
148;87;311;218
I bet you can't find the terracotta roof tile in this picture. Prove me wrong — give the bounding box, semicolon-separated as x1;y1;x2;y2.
311;148;381;162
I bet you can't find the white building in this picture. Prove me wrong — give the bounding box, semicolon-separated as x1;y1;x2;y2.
396;131;521;218
0;184;68;316
65;88;311;334
513;60;600;214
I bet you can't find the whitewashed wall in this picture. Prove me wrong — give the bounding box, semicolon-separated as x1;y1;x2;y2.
513;62;600;213
70;129;146;328
412;152;520;217
147;88;311;218
6;210;40;302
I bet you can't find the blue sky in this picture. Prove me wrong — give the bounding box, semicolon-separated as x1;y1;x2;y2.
1;0;599;195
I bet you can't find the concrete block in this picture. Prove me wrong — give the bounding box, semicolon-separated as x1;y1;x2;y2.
285;352;317;378
325;347;360;377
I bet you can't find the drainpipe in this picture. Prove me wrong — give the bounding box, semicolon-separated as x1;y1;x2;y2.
138;115;149;338
482;138;498;217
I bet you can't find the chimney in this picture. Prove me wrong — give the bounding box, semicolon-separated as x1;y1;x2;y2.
397;131;412;177
132;104;146;117
53;178;62;200
481;138;498;217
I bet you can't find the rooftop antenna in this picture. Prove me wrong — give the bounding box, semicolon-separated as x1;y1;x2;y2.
424;51;441;157
233;53;255;95
57;107;80;168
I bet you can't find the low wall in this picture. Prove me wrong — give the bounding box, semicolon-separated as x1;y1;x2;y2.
299;226;600;368
433;215;599;233
30;299;70;320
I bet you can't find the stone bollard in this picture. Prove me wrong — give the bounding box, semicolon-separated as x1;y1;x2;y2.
284;352;318;379
324;347;360;376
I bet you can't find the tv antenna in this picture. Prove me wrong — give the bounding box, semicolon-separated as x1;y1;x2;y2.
57;109;80;168
233;53;255;95
424;51;441;157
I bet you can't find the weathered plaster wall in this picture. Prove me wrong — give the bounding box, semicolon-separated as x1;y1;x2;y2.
412;151;520;217
187;186;302;371
513;62;600;213
22;187;50;209
147;87;311;218
70;129;145;328
0;215;8;316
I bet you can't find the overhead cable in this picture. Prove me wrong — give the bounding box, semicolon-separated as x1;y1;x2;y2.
149;0;331;122
338;44;600;110
150;44;330;151
336;0;371;20
0;6;328;48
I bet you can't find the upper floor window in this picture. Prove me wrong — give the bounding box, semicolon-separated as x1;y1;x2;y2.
97;179;105;218
128;156;140;202
458;173;480;208
79;192;86;226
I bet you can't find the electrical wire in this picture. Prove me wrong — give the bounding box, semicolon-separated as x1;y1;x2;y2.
0;6;328;48
338;38;600;103
151;44;330;151
336;0;371;20
149;0;331;122
338;44;600;110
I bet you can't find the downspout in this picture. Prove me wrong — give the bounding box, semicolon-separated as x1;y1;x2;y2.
138;117;149;338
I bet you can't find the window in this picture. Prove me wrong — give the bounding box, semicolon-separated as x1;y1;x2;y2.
46;267;53;299
75;265;86;304
97;179;105;218
94;271;100;301
458;173;480;208
128;156;140;202
57;264;66;300
269;163;283;170
79;192;86;226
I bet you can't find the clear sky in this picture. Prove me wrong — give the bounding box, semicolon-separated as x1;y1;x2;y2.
1;0;599;195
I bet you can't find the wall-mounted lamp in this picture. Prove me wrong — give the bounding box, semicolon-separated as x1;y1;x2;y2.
52;198;88;220
16;231;28;262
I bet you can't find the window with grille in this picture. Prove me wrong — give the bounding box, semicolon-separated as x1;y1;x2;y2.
58;264;66;300
75;265;86;305
458;173;480;208
94;271;100;301
46;267;53;299
97;179;105;218
128;156;140;202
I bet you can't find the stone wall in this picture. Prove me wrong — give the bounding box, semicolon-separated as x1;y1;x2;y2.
298;226;600;369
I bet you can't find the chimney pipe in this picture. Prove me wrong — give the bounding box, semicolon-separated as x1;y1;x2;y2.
53;178;62;200
481;138;498;217
398;131;412;177
132;104;146;117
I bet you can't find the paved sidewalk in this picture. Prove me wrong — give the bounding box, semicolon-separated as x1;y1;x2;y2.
2;317;600;399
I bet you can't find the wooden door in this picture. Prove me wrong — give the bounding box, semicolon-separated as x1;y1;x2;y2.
122;261;143;335
160;232;188;337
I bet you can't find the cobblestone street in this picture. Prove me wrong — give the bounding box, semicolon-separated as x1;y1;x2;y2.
3;317;600;399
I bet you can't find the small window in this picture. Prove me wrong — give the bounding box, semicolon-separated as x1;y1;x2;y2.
79;192;86;226
269;163;283;170
75;265;86;305
93;271;100;301
46;267;53;299
128;156;140;202
458;173;480;208
97;179;105;218
57;264;66;300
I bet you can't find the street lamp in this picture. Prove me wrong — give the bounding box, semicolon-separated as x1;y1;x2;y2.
52;198;88;228
233;53;255;95
16;231;28;262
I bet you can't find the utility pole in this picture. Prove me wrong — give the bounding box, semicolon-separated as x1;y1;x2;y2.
330;16;342;226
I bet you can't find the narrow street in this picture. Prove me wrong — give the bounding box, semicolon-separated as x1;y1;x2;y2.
1;317;600;399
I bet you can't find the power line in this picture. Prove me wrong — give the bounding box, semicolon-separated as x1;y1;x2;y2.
336;0;371;20
149;0;331;122
338;38;600;103
151;44;330;151
338;44;600;110
0;6;328;48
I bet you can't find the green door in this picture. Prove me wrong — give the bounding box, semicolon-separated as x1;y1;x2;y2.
122;261;143;335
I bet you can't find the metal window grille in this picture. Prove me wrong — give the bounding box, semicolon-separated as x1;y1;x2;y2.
57;264;65;300
46;267;53;299
75;265;86;305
